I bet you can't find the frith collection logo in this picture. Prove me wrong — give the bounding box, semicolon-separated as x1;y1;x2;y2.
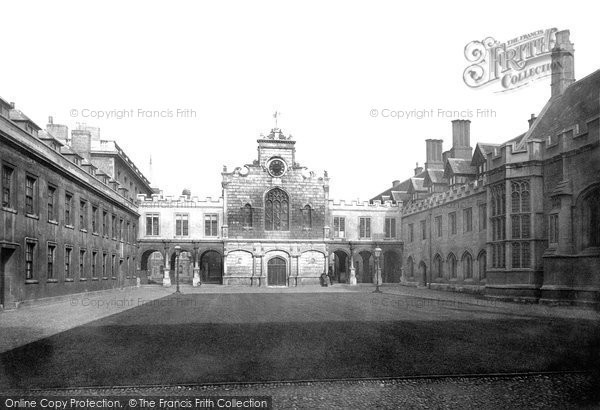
463;28;560;92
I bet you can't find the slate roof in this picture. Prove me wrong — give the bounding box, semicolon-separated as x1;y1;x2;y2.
38;129;64;147
60;145;83;159
471;143;500;165
9;109;41;130
423;169;446;185
407;177;426;193
519;69;600;148
445;158;476;176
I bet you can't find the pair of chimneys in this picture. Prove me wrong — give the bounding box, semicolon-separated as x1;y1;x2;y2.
422;119;472;171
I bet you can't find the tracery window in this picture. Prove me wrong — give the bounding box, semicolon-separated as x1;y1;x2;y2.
511;181;531;268
265;188;289;231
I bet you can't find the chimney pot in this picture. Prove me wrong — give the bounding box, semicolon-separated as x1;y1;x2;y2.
528;114;537;128
550;29;575;98
450;120;472;160
48;116;53;124
414;162;423;176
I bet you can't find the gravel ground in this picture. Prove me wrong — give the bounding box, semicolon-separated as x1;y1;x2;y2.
9;373;599;409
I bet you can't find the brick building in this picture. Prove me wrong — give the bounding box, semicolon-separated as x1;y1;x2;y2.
0;102;152;309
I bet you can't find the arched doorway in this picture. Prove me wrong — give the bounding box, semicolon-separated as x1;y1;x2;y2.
332;250;349;283
358;251;373;283
267;257;287;286
142;250;164;284
418;261;427;286
200;250;223;284
383;251;400;283
170;250;193;284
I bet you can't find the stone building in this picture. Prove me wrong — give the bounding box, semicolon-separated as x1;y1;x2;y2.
0;101;152;309
136;128;403;287
373;30;599;306
137;193;224;286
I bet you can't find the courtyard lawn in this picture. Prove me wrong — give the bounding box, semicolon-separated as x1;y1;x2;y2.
1;292;599;389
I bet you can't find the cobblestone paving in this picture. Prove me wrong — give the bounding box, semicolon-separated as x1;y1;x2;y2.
10;373;599;409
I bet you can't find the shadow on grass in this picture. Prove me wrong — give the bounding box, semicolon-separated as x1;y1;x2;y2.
1;314;599;389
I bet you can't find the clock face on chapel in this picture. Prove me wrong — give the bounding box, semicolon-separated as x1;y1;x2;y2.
268;159;286;177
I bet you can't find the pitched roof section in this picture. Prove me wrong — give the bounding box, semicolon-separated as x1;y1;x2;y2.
444;158;476;178
471;143;500;165
38;129;64;147
407;177;426;194
423;169;446;186
9;108;42;130
520;69;600;148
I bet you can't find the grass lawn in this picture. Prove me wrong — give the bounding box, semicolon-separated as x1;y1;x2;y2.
1;292;599;389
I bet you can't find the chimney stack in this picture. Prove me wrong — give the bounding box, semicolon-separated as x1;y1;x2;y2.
9;102;15;109
425;139;444;170
71;129;92;161
414;162;423;176
46;120;69;144
551;30;575;99
528;114;536;129
450;119;473;160
392;180;400;187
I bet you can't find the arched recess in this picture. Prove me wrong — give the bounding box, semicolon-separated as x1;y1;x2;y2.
477;250;487;280
140;249;164;284
383;250;401;283
418;261;427;285
447;253;457;279
168;249;194;284
267;256;287;286
461;251;473;279
200;250;223;284
432;253;443;279
331;249;350;283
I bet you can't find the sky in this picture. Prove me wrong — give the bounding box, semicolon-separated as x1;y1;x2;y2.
1;1;598;200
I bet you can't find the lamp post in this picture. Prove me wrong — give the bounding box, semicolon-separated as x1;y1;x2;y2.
373;246;382;293
174;245;182;294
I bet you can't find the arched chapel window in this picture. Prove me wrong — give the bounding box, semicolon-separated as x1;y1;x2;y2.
265;188;289;231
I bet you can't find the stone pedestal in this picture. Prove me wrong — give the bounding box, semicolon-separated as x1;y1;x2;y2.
193;268;200;287
349;267;357;285
163;269;171;287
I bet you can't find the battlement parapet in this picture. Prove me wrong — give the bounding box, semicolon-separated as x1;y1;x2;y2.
401;180;485;216
137;194;223;207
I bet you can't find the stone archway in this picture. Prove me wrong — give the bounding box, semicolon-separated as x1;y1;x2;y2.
140;249;164;284
200;250;223;284
332;250;350;283
169;250;194;284
267;256;287;286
